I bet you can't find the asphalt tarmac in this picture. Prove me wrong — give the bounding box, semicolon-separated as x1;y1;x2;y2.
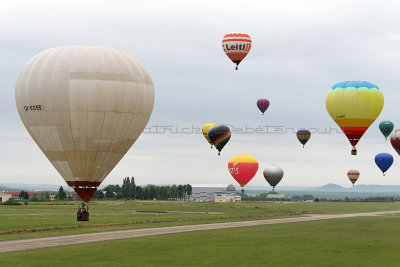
1;210;399;253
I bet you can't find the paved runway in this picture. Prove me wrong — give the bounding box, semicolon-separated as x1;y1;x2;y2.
1;210;399;253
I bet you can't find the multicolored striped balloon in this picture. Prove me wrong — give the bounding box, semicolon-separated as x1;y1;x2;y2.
296;129;311;148
390;129;400;156
228;154;258;192
347;169;360;186
257;98;269;115
222;32;252;70
208;125;231;155
326;81;384;155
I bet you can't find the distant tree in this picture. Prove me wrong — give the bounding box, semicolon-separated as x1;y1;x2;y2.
67;196;73;201
302;195;314;201
131;177;136;200
116;192;124;199
170;185;178;200
155;186;160;200
148;185;157;200
56;186;67;200
105;189;115;199
186;184;192;197
136;186;144;200
122;177;132;199
4;198;21;205
19;190;29;200
103;185;122;194
115;185;122;193
40;192;50;201
291;195;302;201
314;198;320;202
177;185;184;200
159;186;169;200
30;194;39;202
144;186;150;200
92;189;104;200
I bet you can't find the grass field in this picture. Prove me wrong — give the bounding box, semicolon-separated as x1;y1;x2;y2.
1;200;399;241
2;214;400;266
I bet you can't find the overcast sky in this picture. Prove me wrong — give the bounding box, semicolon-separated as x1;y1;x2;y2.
2;0;400;189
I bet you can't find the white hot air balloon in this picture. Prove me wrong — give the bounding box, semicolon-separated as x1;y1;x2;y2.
15;45;155;204
263;164;284;191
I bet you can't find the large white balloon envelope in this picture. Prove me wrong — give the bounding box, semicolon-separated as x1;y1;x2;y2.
15;45;155;202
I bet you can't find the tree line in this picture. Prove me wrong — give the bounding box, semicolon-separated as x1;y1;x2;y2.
12;177;192;202
17;187;70;202
93;177;192;200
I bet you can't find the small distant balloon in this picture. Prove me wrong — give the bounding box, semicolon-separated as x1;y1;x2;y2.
375;153;393;176
296;129;311;148
379;121;394;140
228;154;258;192
347;169;360;186
222;32;252;70
263;164;284;191
202;123;217;149
390;129;400;156
208;125;231;156
257;98;270;115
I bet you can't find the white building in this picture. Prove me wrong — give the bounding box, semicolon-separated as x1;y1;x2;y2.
0;192;12;202
235;195;242;202
189;184;237;202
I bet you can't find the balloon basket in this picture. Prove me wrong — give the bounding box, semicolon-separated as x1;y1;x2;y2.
351;148;357;155
77;203;89;221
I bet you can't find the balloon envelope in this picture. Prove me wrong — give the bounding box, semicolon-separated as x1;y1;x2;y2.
208;125;231;155
202;123;217;148
390;129;400;156
296;129;311;147
347;169;360;185
257;99;269;115
222;33;252;69
379;121;394;140
228;154;258;187
263;164;284;189
375;153;393;174
15;45;155;202
326;81;384;154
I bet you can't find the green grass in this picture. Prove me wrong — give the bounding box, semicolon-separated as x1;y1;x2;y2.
2;215;400;266
0;201;399;241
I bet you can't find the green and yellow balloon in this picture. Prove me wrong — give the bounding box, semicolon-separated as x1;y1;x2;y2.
326;81;384;155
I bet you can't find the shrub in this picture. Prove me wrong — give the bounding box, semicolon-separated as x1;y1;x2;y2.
3;198;22;205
